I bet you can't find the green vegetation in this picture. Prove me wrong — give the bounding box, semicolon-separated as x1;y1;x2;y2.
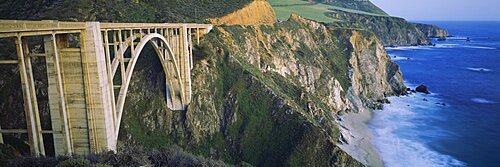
1;144;226;167
178;15;365;166
268;0;388;23
0;0;253;23
56;158;91;167
314;0;388;15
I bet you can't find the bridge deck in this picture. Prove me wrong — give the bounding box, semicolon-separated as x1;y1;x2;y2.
0;20;212;37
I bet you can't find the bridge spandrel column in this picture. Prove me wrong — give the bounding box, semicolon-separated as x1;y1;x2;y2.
80;22;116;154
181;24;192;105
44;35;72;156
16;37;45;157
0;122;3;144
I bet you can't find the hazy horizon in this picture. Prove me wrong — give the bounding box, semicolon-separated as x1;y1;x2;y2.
370;0;500;21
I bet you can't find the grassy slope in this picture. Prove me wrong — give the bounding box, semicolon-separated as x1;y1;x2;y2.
268;0;388;23
318;0;388;15
0;0;252;23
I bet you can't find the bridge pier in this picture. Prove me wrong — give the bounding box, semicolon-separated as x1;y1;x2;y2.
79;22;116;154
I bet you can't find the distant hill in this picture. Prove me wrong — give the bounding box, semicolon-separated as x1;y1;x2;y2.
0;0;252;23
268;0;448;46
313;0;388;15
268;0;387;22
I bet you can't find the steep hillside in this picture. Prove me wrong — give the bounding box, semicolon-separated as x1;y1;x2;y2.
208;0;276;25
118;13;406;166
0;0;252;22
326;9;430;46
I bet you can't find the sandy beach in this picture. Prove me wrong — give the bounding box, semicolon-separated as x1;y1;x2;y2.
337;110;384;167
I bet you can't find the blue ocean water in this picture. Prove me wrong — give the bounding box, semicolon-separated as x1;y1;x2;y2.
369;22;500;167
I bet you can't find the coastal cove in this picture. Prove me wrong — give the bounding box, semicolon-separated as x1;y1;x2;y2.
370;21;500;166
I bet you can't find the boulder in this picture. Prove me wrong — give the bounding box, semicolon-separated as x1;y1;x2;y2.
416;84;431;94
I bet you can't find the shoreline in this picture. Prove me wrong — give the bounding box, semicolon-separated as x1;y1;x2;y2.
337;110;383;167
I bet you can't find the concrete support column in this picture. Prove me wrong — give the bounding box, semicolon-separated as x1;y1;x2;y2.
0;124;3;144
80;22;116;153
45;34;73;156
181;24;191;105
16;36;45;157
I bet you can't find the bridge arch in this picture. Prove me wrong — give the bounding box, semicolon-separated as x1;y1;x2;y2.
113;33;186;137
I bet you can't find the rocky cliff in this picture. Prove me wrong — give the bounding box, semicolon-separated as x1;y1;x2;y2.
208;0;276;25
413;23;449;38
326;9;431;46
118;13;406;166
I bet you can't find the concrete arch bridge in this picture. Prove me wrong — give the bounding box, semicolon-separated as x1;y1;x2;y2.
0;20;212;156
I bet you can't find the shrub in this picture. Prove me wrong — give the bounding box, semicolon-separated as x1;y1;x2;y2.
7;156;58;167
149;146;226;167
56;158;91;167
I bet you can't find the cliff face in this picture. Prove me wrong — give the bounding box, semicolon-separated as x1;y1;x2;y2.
119;14;405;166
413;23;449;38
208;0;276;25
326;9;430;46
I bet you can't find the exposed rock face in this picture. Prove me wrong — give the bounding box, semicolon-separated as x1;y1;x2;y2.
413;23;449;38
119;13;406;166
348;30;407;107
208;0;277;25
326;9;431;46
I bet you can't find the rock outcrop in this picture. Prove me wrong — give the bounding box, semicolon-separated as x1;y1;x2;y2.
416;84;431;94
208;0;277;25
413;23;449;38
326;9;430;46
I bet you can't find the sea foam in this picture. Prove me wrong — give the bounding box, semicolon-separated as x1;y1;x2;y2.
388;54;410;61
370;92;466;167
471;98;496;104
386;46;433;51
462;45;497;50
466;67;493;72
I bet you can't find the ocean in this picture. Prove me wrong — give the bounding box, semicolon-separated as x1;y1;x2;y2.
369;21;500;167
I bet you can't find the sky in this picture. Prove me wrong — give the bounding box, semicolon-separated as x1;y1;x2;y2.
370;0;500;21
